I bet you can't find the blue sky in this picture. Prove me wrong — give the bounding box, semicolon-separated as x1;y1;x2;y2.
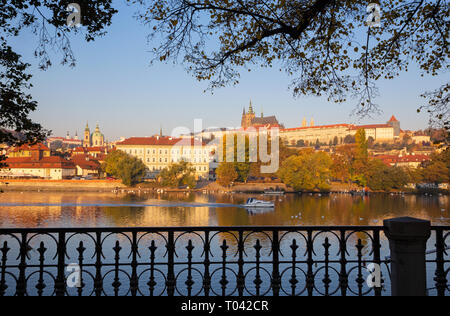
9;2;445;141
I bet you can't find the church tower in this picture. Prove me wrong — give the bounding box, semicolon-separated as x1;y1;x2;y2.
241;100;256;128
83;122;91;148
387;115;401;137
302;118;308;127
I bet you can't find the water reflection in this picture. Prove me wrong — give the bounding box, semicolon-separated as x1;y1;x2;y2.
0;191;447;228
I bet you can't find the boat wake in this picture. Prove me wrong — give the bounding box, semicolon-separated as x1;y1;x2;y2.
0;202;245;208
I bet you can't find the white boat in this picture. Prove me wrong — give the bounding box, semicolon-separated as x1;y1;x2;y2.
243;198;275;208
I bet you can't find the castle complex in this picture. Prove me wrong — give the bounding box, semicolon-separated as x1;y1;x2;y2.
238;101;401;145
281;115;401;145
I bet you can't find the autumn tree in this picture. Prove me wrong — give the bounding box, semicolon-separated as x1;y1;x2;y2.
216;162;238;187
365;159;410;191
353;129;369;180
137;0;448;123
104;150;147;186
159;161;196;188
331;145;355;183
3;0;448;159
420;161;449;184
278;149;332;191
344;135;356;144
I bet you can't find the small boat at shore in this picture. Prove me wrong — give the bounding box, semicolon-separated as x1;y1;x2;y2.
263;190;285;195
243;198;275;208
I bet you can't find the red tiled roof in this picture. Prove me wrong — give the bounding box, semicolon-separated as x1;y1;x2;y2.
86;147;107;151
71;157;101;170
389;115;399;122
11;143;50;152
352;124;392;130
73;146;107;152
117;136;207;147
3;156;75;169
47;137;82;143
374;154;430;165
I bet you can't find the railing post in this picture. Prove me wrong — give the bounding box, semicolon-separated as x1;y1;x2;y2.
434;227;446;297
271;230;281;296
16;233;28;297
166;231;176;296
384;217;431;296
55;232;66;296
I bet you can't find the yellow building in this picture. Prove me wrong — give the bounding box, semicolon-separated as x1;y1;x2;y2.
281;122;396;146
350;124;395;142
115;136;213;179
281;124;352;146
8;143;51;158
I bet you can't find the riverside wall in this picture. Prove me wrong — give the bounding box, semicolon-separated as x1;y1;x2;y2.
0;179;126;192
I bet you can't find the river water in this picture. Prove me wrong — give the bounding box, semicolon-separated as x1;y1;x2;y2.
0;191;448;228
0;191;447;296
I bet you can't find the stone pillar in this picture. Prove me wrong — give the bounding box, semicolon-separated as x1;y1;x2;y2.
384;217;431;296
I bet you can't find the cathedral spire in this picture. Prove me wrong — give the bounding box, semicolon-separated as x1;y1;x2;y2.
248;100;254;114
85;121;89;131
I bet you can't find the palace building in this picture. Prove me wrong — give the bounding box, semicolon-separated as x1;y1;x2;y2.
115;136;215;179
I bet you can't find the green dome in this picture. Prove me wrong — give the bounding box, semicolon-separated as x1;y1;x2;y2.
92;124;104;139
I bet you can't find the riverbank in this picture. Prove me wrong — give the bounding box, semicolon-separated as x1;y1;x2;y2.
0;179;126;192
1;179;448;195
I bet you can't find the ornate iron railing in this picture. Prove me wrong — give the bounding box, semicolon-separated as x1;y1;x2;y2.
427;227;450;296
0;226;447;296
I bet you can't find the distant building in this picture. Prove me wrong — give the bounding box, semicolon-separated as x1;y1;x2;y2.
84;123;105;147
70;155;102;177
280;116;399;146
115;136;215;179
375;153;431;168
1;143;76;180
8;143;51;158
411;131;431;144
47;132;83;149
72;146;109;162
387;115;401;137
241;101;282;128
350;124;395;142
281;124;352;146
